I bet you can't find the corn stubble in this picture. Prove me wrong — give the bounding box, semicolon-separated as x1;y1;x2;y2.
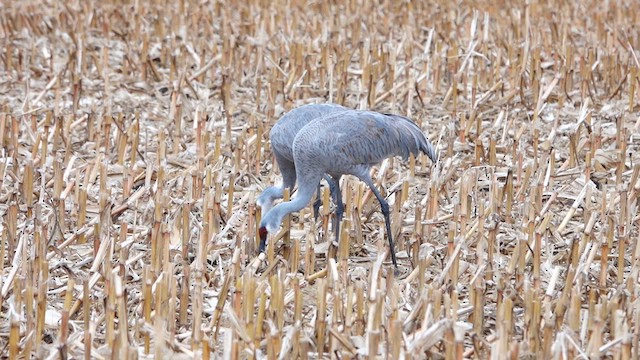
1;0;640;358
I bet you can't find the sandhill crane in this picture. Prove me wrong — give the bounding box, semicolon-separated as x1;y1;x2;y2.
257;103;347;219
258;109;438;270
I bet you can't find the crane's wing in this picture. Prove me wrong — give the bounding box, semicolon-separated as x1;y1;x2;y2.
298;110;437;167
382;113;438;163
269;103;348;161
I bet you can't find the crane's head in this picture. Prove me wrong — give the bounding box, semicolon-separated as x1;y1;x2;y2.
258;224;280;252
258;226;268;252
258;210;282;252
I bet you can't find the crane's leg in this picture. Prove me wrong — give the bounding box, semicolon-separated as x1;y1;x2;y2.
359;174;398;270
312;183;324;221
312;175;341;221
328;175;344;242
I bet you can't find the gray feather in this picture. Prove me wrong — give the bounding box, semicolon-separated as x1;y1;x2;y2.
260;107;438;269
258;103;347;214
270;103;348;162
292;110;437;177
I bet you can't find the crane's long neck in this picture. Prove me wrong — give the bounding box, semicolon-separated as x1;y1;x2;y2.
261;177;318;231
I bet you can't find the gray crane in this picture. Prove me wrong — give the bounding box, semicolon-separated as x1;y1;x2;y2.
258;109;438;270
256;103;348;219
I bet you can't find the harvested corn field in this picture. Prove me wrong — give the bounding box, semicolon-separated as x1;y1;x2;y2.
1;0;640;358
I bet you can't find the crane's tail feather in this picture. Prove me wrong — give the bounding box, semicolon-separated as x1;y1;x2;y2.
384;114;438;163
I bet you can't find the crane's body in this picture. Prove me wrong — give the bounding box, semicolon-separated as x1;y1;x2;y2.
257;103;347;215
259;109;437;270
293;111;436;176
